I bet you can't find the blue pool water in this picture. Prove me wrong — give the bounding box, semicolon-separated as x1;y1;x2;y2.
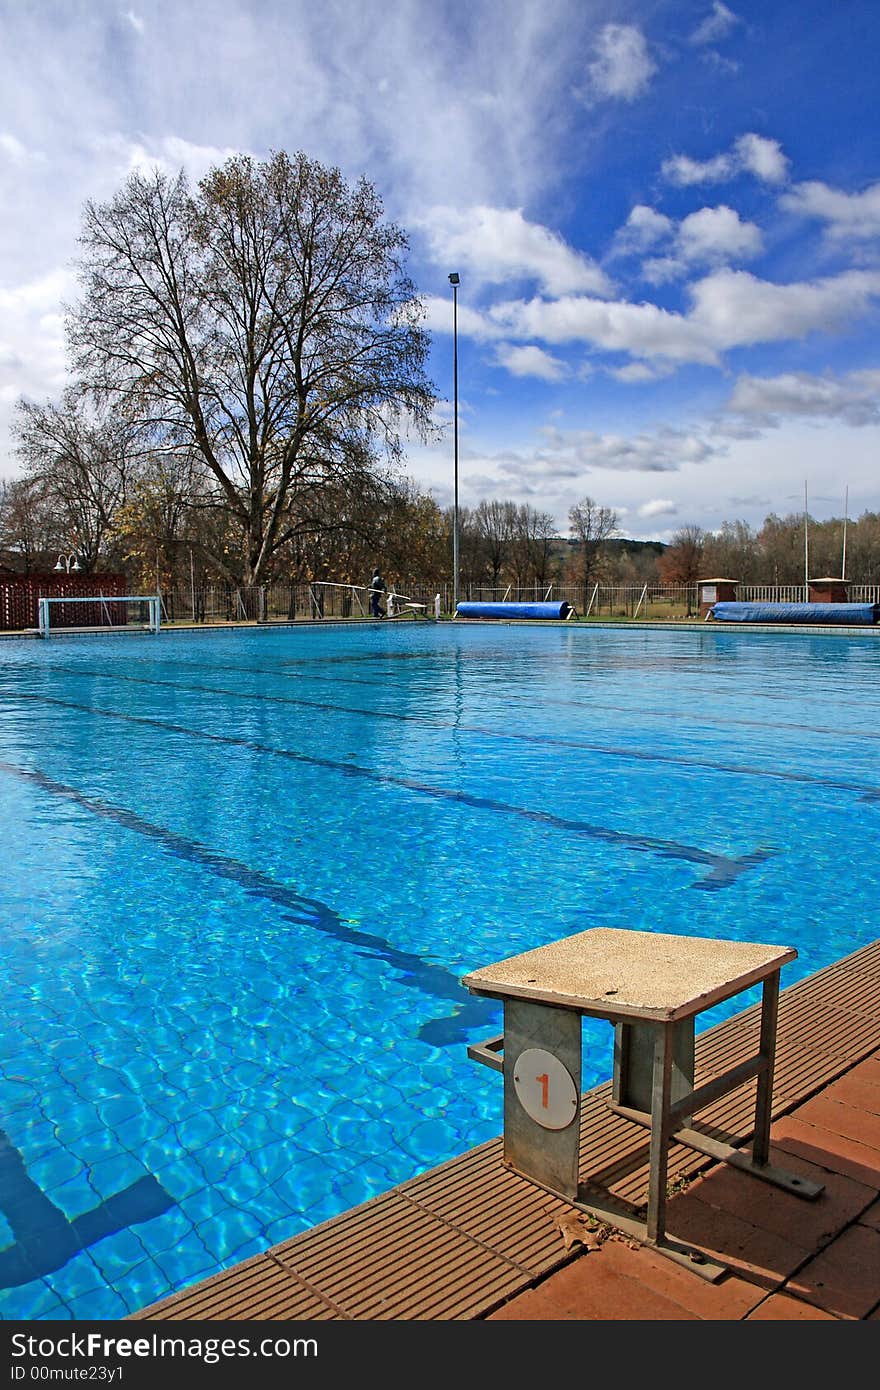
0;620;878;1319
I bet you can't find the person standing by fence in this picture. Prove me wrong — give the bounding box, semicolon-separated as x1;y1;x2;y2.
369;569;386;618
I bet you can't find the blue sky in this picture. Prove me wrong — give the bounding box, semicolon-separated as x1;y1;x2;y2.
1;0;878;540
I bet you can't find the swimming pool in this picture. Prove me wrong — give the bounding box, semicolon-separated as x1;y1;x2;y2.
1;620;878;1319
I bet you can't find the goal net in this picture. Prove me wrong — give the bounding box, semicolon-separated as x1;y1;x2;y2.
37;594;162;638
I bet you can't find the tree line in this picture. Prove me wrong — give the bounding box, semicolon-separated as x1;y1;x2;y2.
1;146;877;599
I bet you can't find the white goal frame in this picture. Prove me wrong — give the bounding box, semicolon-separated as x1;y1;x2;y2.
37;594;162;639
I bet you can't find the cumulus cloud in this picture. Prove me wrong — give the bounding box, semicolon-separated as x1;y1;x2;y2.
690;3;740;47
679;205;761;260
779;179;880;242
418;205;613;297
584;24;657;103
495;343;568;381
735;133;788;184
687;267;880;349
539;422;718;472
0;270;72;384
724;369;880;427
662;152;730;185
0;133;45;166
609;362;669;383
428;263;880;380
610;205;674;257
642;205;762;282
420;293;496;340
662;133;789;186
639;498;678;517
90;133;245;184
0;268;74;475
485;294;719;364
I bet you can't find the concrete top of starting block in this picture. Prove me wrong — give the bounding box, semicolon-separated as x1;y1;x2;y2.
461;927;796;1022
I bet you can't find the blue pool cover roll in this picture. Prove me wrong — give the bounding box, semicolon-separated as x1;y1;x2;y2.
710;601;878;625
456;601;573;620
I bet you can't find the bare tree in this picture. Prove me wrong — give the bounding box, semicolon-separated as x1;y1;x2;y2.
473;499;517;587
0;477;60;571
756;514;809;586
508;504;559;587
109;448;216;598
12;391;138;569
700;520;760;584
568;495;618;606
658;524;705;585
452;505;491;593
66;150;436;585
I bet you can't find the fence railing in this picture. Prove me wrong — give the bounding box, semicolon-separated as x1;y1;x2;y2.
144;580;880;627
738;584;880;605
153;580;443;626
13;579;873;631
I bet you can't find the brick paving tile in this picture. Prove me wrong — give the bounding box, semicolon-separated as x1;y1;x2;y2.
744;1292;841;1320
795;1093;880;1150
782;1223;880;1320
665;1191;811;1286
675;1148;873;1246
773;1115;880;1189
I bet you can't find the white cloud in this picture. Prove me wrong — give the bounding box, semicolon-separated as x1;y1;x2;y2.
641;257;683;285
609;363;667;383
421;293;506;340
418;205;613;296
687;267;880;349
495;344;568;381
690;3;740;47
661;152;731;186
780;179;880;242
611;204;674;256
405;411;880;540
642;205;762;282
123;9;145;34
725;369;880;427
539;422;718;472
485;294;720;364
90;133;245;184
662;133;789;186
585;24;657;103
735;133;788;183
678;205;762;262
639;498;678;517
0;268;75;476
0;133;45;166
430;262;880;375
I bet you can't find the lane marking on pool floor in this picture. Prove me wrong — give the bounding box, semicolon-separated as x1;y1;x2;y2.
1;693;774;890
40;662;880;805
0;757;496;1046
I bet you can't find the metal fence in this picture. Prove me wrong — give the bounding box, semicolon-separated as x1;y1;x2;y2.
155;580;442;625
146;579;880;626
37;578;878;630
739;584;880;605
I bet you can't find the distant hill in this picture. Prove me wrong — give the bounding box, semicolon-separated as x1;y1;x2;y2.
553;536;667;558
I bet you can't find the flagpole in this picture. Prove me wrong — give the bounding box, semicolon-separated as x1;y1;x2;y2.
803;480;809;602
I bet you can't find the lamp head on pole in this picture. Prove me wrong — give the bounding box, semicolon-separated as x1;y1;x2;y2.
448;272;460;286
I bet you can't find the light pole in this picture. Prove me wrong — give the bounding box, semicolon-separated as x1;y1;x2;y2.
449;272;460;613
54;553;80;573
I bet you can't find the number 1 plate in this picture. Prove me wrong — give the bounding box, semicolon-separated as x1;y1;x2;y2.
512;1048;579;1130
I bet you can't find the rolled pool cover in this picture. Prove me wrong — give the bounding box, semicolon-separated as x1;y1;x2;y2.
455;601;573;620
709;601;878;625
